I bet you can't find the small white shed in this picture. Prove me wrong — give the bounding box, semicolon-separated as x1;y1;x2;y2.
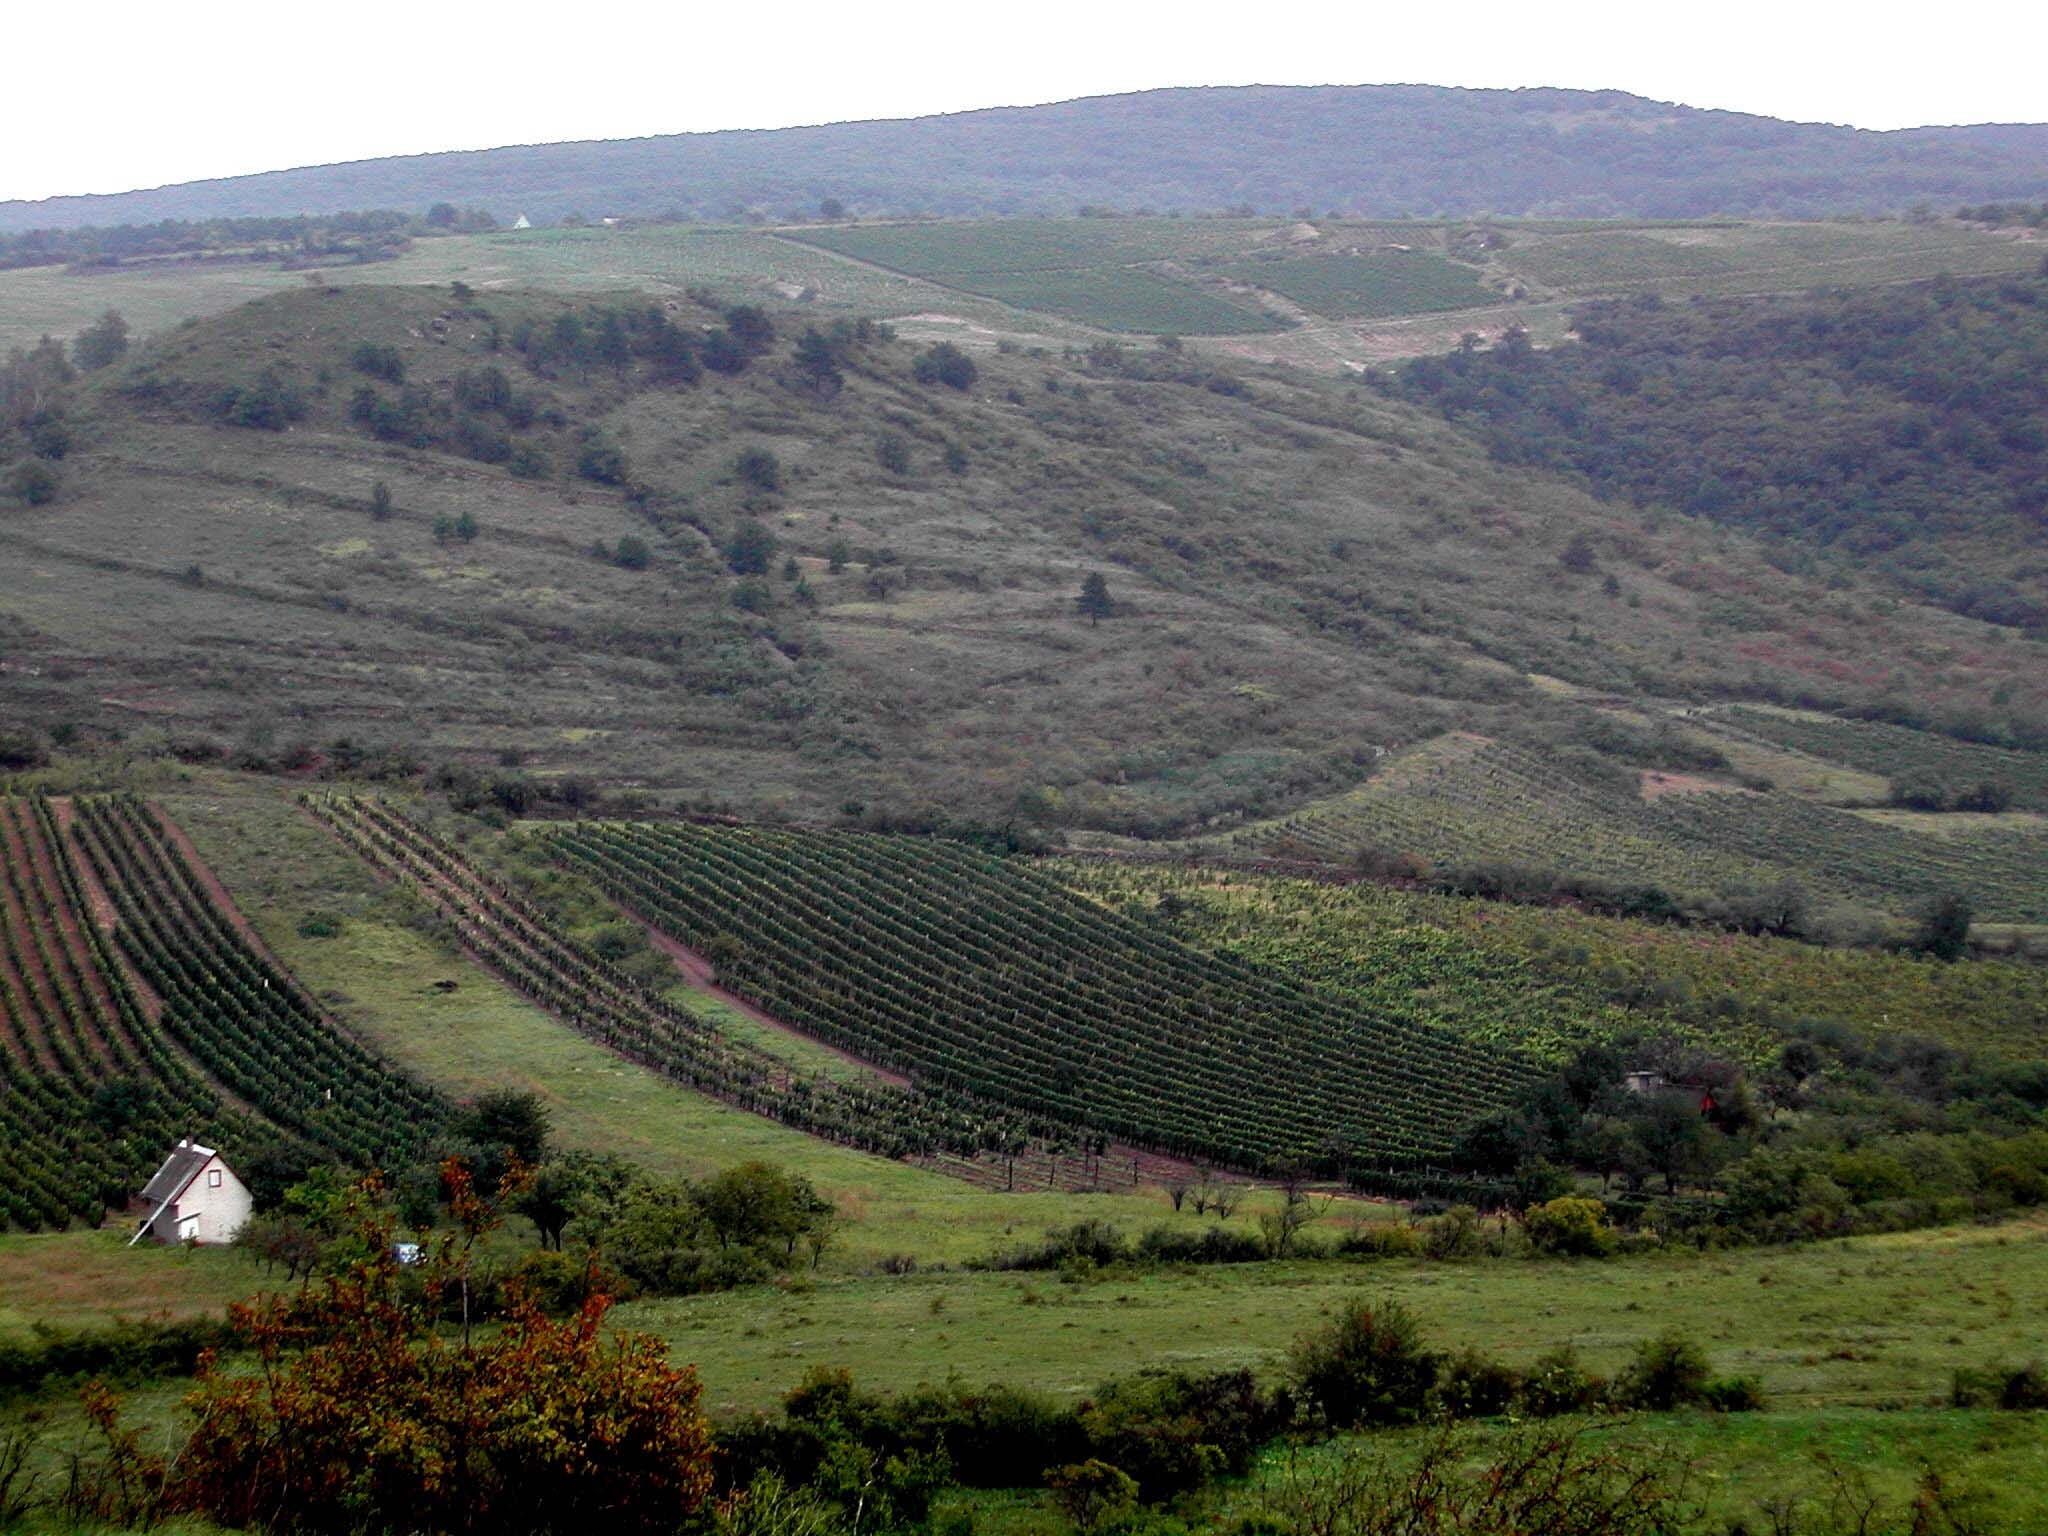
129;1139;252;1247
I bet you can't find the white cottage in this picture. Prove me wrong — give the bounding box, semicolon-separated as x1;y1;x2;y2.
128;1139;252;1247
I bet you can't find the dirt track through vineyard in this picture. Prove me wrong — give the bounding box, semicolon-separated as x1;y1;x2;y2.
621;902;912;1089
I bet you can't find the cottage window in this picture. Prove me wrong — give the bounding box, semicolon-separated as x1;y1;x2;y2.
208;1170;222;1188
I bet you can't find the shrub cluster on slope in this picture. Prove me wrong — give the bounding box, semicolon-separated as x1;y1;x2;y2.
1393;271;2048;631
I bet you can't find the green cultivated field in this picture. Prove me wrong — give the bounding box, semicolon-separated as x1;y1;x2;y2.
1054;861;2048;1064
154;775;1289;1268
1222;249;1498;317
5;214;2041;360
789;220;1286;334
1499;218;2048;296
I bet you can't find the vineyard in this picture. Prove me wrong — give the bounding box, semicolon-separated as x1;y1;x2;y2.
305;797;1142;1191
1225;736;1764;892
1645;790;2048;923
1055;862;2048;1066
0;794;439;1230
1226;734;2048;922
785;221;1286;335
1703;708;2048;811
1221;250;1497;318
0;796;206;1228
542;821;1535;1172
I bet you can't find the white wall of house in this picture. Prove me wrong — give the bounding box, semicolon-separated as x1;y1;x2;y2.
152;1155;253;1246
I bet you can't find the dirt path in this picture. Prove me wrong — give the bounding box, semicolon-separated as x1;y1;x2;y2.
623;906;912;1089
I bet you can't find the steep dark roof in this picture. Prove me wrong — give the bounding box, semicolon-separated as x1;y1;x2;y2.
137;1139;214;1205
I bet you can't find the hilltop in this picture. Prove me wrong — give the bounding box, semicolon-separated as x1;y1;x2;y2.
7;85;2048;232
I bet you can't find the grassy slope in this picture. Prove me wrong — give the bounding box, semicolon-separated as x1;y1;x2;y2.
7;284;2042;860
0;1229;265;1339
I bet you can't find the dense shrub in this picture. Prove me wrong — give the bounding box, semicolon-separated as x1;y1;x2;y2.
157;1165;716;1536
1080;1369;1280;1499
913;342;978;391
735;447;783;492
1524;1196;1616;1257
1516;1343;1606;1417
1699;1374;1767;1412
1431;1348;1521;1420
723;519;779;575
0;1318;236;1397
1285;1299;1439;1428
210;368;306;430
1952;1359;2048;1410
5;458;56;505
1617;1331;1711;1411
348;342;405;383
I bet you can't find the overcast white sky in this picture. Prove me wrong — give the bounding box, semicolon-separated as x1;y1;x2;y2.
6;0;2046;205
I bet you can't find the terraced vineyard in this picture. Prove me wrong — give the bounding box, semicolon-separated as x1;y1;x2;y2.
1227;734;2048;922
0;794;439;1229
310;797;1076;1183
1649;791;2048;923
544;822;1534;1172
1704;708;2048;810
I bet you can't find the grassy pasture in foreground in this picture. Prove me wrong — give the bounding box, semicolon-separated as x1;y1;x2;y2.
629;1214;2048;1416
944;1410;2048;1536
0;1229;265;1339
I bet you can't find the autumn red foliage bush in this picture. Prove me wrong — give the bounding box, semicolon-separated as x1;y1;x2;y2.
166;1161;715;1536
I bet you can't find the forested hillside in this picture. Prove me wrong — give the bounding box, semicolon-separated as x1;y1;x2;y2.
8;84;2048;231
1393;270;2048;629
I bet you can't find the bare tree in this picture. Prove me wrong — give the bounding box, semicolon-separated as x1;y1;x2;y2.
1259;1170;1330;1257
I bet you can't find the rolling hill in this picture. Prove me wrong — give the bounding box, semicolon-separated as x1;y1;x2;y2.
4;279;2047;928
6;85;2048;232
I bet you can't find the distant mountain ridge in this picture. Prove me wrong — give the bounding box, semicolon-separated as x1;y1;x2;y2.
7;84;2048;231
